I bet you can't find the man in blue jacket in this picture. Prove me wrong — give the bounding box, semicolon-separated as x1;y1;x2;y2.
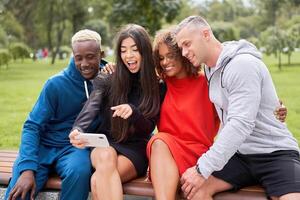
6;29;107;200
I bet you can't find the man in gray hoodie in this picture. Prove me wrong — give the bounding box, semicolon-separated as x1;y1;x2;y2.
175;16;300;200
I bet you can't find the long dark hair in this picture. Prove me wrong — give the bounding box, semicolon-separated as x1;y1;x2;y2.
110;24;160;142
153;28;200;79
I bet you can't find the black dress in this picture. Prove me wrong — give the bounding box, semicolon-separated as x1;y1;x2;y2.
73;72;158;176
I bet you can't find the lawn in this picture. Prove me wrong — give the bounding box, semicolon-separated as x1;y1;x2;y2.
0;53;299;149
0;59;68;149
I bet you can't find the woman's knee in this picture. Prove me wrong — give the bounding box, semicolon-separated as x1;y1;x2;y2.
91;147;118;170
151;139;168;154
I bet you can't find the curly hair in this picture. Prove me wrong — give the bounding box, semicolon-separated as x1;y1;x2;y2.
153;27;201;79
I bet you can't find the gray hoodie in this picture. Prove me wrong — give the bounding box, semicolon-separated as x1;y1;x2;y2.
197;39;299;179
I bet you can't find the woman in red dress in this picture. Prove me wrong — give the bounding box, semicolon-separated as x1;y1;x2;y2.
146;28;220;200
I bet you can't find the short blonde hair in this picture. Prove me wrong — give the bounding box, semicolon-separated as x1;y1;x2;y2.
174;15;210;35
71;29;102;49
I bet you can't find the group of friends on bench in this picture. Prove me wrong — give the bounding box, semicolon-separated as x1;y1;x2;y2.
5;15;300;200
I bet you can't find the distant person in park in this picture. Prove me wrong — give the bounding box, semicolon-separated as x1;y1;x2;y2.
146;28;220;200
175;16;300;200
5;29;107;200
42;48;49;59
69;24;161;200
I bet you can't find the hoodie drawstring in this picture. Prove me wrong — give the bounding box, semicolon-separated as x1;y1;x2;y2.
84;81;89;99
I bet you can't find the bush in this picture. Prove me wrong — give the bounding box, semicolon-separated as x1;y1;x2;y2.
0;49;12;67
9;42;31;61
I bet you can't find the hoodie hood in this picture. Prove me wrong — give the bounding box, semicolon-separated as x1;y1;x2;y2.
64;57;86;83
215;39;262;71
62;57;108;99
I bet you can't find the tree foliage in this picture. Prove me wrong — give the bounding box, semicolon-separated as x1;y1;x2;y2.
84;19;110;46
1;0;299;66
260;27;286;70
109;0;182;35
211;21;238;42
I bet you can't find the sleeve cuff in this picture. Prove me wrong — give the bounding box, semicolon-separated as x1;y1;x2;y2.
197;158;212;179
72;126;84;133
18;160;38;173
128;103;141;123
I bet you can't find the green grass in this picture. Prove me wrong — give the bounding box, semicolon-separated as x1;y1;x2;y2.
0;53;299;149
0;59;68;149
263;52;300;142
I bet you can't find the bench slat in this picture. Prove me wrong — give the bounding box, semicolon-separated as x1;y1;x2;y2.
0;166;13;173
0;161;14;167
0;150;19;154
0;157;18;162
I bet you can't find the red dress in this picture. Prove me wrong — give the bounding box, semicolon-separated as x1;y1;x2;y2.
147;75;220;176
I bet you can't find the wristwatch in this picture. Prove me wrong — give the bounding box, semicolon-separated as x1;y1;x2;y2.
195;164;202;175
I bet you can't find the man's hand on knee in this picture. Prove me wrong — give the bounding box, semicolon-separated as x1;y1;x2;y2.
180;166;205;199
8;170;36;200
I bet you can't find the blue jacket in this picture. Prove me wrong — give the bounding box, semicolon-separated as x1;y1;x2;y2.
18;57;107;172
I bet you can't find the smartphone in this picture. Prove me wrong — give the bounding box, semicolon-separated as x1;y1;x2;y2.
75;133;109;148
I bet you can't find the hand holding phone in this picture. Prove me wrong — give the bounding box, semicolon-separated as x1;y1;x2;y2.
75;133;109;148
69;129;86;149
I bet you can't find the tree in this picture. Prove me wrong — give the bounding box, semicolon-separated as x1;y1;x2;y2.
109;0;181;35
260;26;286;70
67;0;89;34
254;0;286;27
0;11;24;42
194;0;254;22
211;21;239;42
4;0;91;64
4;0;40;48
0;10;24;49
284;23;300;65
84;19;110;46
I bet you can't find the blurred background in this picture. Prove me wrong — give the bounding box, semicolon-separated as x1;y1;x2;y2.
0;0;299;149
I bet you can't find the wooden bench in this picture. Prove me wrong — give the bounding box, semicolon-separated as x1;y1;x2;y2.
0;150;267;199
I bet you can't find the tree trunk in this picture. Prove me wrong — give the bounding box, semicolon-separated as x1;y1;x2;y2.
278;50;282;70
47;1;54;52
51;20;66;65
288;53;291;65
51;1;67;65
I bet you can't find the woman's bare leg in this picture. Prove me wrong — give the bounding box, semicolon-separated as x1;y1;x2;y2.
117;155;138;183
90;147;122;200
150;139;180;200
90;174;98;200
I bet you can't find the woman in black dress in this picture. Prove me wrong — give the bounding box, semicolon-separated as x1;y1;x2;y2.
69;24;161;200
